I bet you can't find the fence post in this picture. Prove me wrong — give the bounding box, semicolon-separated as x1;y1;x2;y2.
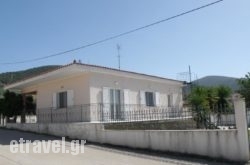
0;114;2;126
66;107;68;123
37;108;39;123
233;96;249;161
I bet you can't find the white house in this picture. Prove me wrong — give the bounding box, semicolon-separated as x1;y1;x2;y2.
4;62;184;123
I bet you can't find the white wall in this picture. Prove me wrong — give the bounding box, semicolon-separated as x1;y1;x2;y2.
6;123;248;162
22;74;90;109
89;72;183;108
21;71;183;110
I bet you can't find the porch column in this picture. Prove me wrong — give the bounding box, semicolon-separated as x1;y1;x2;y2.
21;94;26;123
0;114;2;126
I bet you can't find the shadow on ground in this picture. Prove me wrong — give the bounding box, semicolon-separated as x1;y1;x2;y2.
0;128;59;145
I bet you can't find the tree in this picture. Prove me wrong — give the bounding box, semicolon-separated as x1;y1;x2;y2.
25;96;36;115
215;86;232;125
206;87;218;112
188;86;209;128
216;85;232;111
238;73;250;107
188;85;232;128
188;86;208;109
0;90;35;123
2;90;23;122
0;98;4;124
0;98;3;114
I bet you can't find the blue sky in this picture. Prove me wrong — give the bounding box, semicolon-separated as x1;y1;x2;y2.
0;0;249;80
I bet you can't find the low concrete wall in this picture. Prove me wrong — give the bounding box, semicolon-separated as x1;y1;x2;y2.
6;122;247;162
5;99;249;162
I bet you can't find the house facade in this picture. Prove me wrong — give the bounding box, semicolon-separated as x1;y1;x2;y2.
4;62;184;123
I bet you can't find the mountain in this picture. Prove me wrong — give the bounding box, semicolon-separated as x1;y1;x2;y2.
0;65;60;85
193;76;239;91
0;83;3;98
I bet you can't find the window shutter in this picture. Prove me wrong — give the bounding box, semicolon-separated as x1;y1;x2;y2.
140;90;145;105
154;92;160;106
102;87;110;121
102;87;110;104
123;89;130;120
67;90;74;107
168;94;173;107
123;89;129;105
171;94;174;107
52;93;57;109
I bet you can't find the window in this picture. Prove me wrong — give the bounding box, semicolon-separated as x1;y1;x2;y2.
168;94;172;107
110;89;122;119
53;90;74;109
58;91;67;108
145;92;155;107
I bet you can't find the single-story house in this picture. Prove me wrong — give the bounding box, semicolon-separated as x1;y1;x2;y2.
4;62;184;123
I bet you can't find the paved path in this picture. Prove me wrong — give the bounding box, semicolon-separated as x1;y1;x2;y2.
0;128;241;165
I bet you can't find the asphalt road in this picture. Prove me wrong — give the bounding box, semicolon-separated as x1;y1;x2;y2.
0;128;242;165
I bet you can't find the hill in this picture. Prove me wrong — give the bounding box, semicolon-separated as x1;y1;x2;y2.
0;65;60;85
193;76;239;91
0;66;241;97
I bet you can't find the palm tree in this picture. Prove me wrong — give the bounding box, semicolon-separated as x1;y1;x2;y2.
188;86;209;128
206;87;218;128
216;85;232;125
206;87;218;112
238;73;250;107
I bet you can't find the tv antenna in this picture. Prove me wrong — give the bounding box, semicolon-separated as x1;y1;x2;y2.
176;65;197;83
189;65;192;83
116;44;121;70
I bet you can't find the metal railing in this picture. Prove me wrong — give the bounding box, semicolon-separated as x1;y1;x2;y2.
37;104;187;123
16;115;37;123
36;104;236;129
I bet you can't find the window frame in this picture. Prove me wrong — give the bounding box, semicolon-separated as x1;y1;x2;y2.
109;89;122;119
57;91;67;109
167;94;172;107
145;91;155;107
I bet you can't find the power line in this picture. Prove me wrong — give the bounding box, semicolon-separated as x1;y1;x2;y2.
1;0;223;65
117;44;121;70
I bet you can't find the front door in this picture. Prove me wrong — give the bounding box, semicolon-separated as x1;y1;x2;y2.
110;89;122;120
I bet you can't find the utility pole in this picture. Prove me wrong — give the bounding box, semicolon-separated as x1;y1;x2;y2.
189;65;192;83
117;44;121;70
188;65;193;92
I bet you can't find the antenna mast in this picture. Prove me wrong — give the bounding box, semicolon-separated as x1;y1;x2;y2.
117;44;121;70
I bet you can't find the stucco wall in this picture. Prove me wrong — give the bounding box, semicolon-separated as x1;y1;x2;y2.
21;71;183;110
89;72;183;107
22;74;90;109
6;122;248;162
